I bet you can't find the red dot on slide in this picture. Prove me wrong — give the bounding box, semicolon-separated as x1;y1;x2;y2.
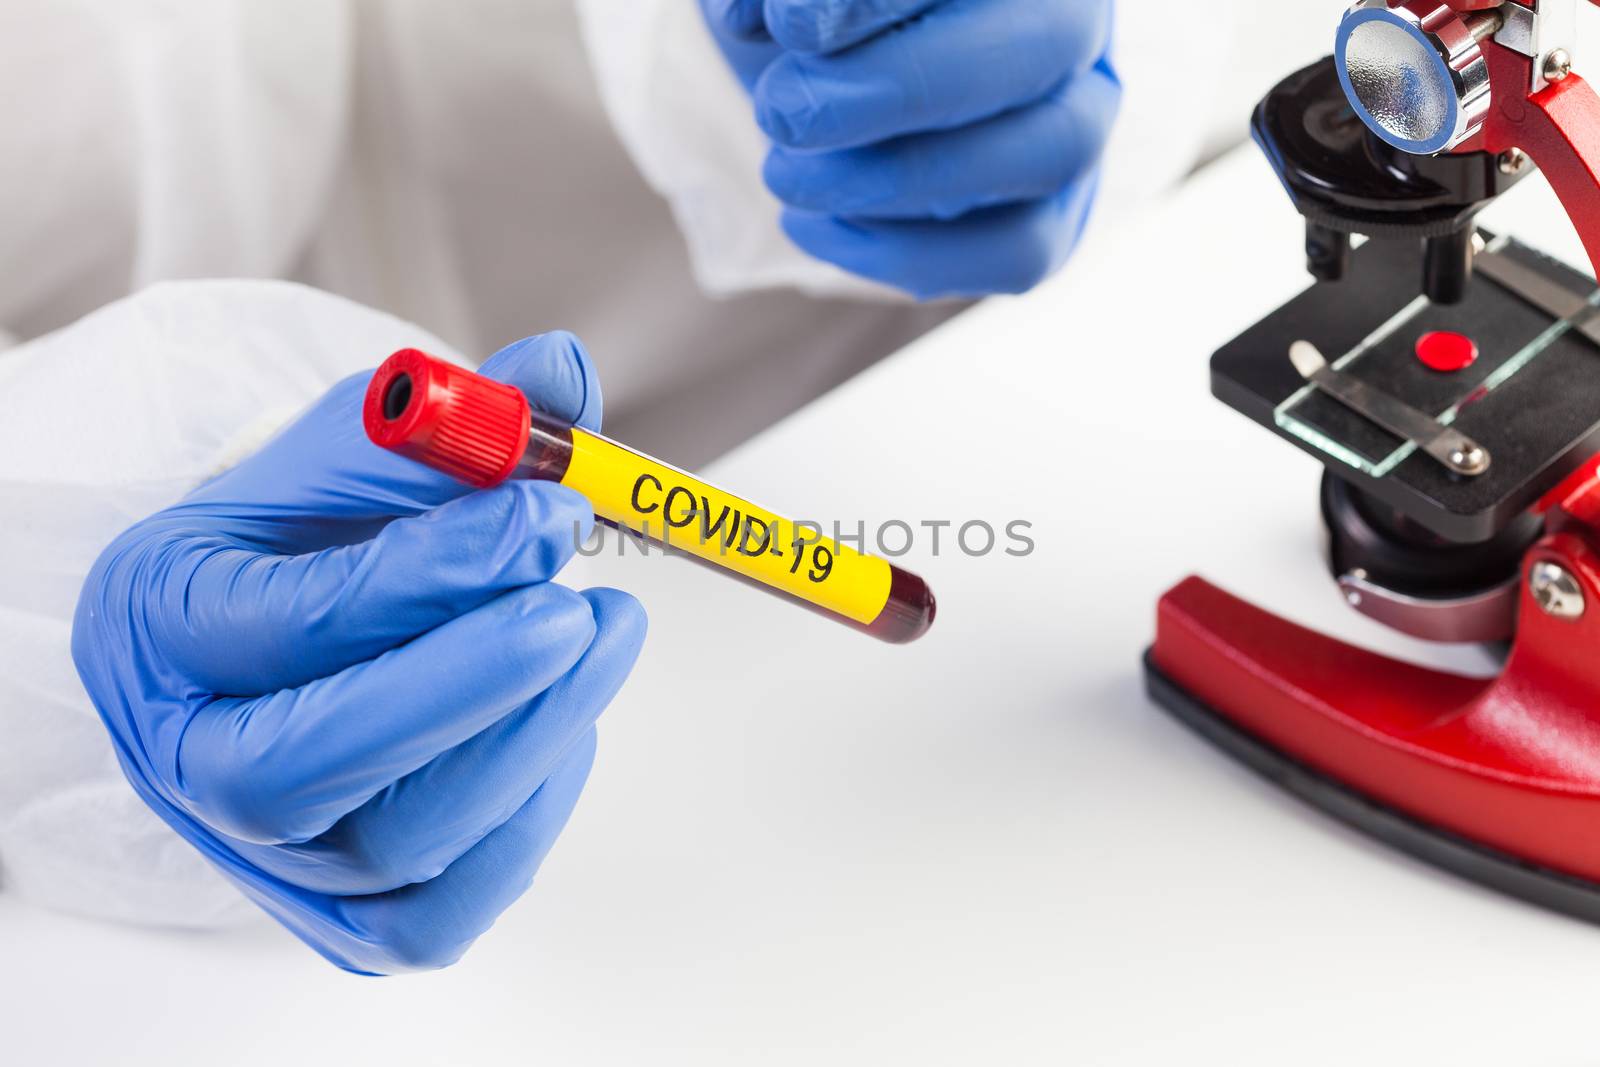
1415;331;1479;372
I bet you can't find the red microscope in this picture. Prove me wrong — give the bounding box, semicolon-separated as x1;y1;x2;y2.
1146;0;1600;919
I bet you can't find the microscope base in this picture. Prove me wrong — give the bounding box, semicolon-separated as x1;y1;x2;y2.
1144;565;1600;926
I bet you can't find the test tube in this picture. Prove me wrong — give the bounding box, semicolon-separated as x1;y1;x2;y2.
364;349;936;644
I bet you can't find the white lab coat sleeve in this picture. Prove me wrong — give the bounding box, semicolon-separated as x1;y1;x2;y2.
0;1;352;340
574;1;1340;298
1090;2;1338;220
573;0;895;301
0;280;462;928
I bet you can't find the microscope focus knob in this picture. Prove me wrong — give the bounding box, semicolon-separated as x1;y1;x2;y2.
1336;0;1499;156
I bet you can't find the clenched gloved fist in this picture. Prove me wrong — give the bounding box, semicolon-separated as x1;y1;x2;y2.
701;0;1121;299
71;333;646;974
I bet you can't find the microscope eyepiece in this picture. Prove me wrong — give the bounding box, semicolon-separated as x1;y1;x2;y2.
1335;1;1497;156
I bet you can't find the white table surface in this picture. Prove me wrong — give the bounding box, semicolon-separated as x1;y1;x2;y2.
8;145;1600;1066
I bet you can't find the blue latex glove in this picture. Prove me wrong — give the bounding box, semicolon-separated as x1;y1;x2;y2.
700;0;1121;300
71;333;647;975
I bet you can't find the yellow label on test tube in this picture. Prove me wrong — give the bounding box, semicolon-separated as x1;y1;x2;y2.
563;429;894;625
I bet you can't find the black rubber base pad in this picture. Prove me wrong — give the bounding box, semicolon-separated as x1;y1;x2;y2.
1143;650;1600;925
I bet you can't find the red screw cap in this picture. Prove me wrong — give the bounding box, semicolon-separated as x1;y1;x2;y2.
364;349;532;488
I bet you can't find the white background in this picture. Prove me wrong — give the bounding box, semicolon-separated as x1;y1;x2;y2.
8;140;1600;1063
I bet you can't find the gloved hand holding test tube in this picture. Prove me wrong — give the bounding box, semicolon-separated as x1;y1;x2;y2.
365;349;936;644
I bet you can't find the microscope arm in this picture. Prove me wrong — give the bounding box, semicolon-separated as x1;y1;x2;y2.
1442;0;1599;9
1478;42;1600;280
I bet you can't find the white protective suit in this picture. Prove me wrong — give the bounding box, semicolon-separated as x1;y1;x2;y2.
0;0;1337;927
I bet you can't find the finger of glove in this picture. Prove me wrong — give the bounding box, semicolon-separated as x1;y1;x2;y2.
763;68;1119;219
176;583;597;846
328;729;597;974
753;0;1111;150
156;481;594;695
706;0;771;39
179;332;604;554
780;174;1101;300
232;589;645;895
762;0;939;54
699;0;784;90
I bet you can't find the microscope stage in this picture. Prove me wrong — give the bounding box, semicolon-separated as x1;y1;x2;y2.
1213;234;1600;543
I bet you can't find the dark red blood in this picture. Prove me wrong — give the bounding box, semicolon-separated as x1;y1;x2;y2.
1415;331;1479;372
